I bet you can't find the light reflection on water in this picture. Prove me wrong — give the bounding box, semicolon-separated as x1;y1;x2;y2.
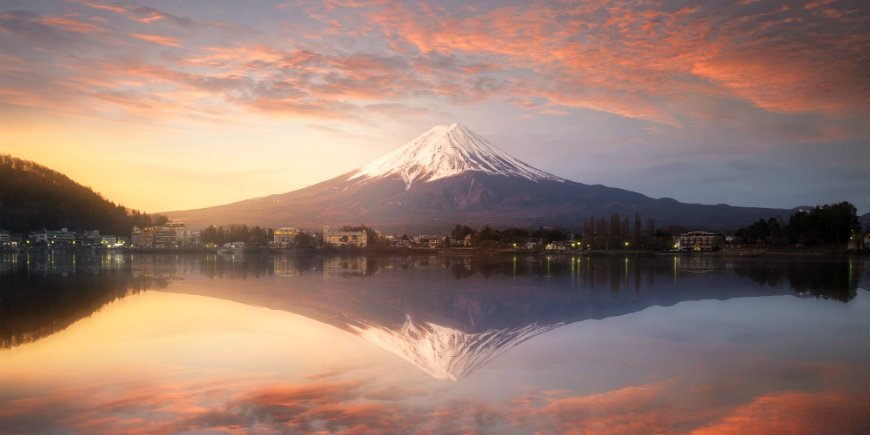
1;252;869;433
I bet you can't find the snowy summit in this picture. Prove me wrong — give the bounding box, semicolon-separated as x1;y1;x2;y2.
350;123;563;189
351;315;562;381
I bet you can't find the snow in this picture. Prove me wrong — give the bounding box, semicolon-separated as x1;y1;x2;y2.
352;314;562;381
350;123;563;189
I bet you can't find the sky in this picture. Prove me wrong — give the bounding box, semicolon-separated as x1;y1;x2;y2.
0;0;867;213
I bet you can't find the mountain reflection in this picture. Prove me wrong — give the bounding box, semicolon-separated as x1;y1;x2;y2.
0;252;864;379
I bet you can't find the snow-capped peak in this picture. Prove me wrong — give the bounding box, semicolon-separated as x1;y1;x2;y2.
351;314;562;381
349;123;563;189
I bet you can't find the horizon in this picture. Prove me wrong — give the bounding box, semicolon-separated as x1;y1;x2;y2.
1;1;868;214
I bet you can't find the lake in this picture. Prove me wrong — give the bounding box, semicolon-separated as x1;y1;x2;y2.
1;252;869;433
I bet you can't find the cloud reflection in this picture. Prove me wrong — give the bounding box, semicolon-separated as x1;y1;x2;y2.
1;369;868;433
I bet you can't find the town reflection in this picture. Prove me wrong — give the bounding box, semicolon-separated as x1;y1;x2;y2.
1;251;862;295
1;252;869;433
0;252;166;348
0;252;865;379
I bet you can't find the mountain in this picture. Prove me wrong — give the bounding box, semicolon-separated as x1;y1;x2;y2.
0;155;161;234
165;123;791;232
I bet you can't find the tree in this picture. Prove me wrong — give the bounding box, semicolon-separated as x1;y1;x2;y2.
634;212;642;245
199;224;272;246
736;201;859;247
293;231;317;248
451;224;475;241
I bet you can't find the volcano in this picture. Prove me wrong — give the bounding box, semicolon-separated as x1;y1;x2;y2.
166;123;788;232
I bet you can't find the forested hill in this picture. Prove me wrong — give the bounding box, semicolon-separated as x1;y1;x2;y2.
0;155;164;235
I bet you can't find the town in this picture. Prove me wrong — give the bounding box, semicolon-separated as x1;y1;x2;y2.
2;203;867;254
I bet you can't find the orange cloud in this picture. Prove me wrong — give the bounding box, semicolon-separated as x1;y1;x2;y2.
68;0;128;14
694;391;870;434
37;16;105;33
127;32;182;47
2;0;867;129
356;0;868;123
2;370;870;434
692;51;869;114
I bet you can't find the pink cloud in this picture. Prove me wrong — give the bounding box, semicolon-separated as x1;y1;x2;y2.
127;32;182;47
37;16;106;33
2;367;870;434
2;1;867;128
694;391;870;434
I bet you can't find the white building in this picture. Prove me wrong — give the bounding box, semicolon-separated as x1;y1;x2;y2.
274;227;299;245
679;231;724;252
166;222;189;247
323;226;368;248
132;222;187;248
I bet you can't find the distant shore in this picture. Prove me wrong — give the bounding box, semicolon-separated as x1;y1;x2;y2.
4;245;866;258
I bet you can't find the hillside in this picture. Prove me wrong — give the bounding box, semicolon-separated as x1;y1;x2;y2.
0;155;161;235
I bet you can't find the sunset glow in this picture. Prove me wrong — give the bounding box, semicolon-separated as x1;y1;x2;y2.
1;0;868;212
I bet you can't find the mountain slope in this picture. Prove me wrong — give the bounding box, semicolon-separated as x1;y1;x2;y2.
165;124;791;232
0;155;160;234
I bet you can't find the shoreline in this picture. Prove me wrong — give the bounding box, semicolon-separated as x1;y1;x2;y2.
3;246;866;258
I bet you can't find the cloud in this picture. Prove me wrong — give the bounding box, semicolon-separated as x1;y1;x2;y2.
37;15;106;34
2;0;867;132
355;0;868;124
127;32;181;47
0;10;98;49
693;391;870;434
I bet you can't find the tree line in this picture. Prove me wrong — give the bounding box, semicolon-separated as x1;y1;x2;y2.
199;224;273;245
0;155;166;235
451;213;683;250
735;201;859;246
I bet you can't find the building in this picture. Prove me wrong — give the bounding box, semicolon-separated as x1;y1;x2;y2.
100;235;122;248
274;227;299;245
79;230;101;247
389;238;411;248
0;231;9;247
412;235;441;248
44;228;76;246
545;241;569;251
154;226;178;248
679;231;724;252
427;237;445;249
131;226;155;248
131;222;187;248
847;229;866;251
521;238;542;250
323;226;368;248
7;233;23;248
166;222;189;247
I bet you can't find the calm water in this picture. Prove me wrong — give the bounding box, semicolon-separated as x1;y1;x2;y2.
1;252;869;433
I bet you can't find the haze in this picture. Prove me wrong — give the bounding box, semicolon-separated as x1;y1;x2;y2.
1;0;867;213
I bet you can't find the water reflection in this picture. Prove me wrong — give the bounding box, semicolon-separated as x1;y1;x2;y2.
0;252;166;348
733;259;860;302
1;252;868;433
1;252;865;379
